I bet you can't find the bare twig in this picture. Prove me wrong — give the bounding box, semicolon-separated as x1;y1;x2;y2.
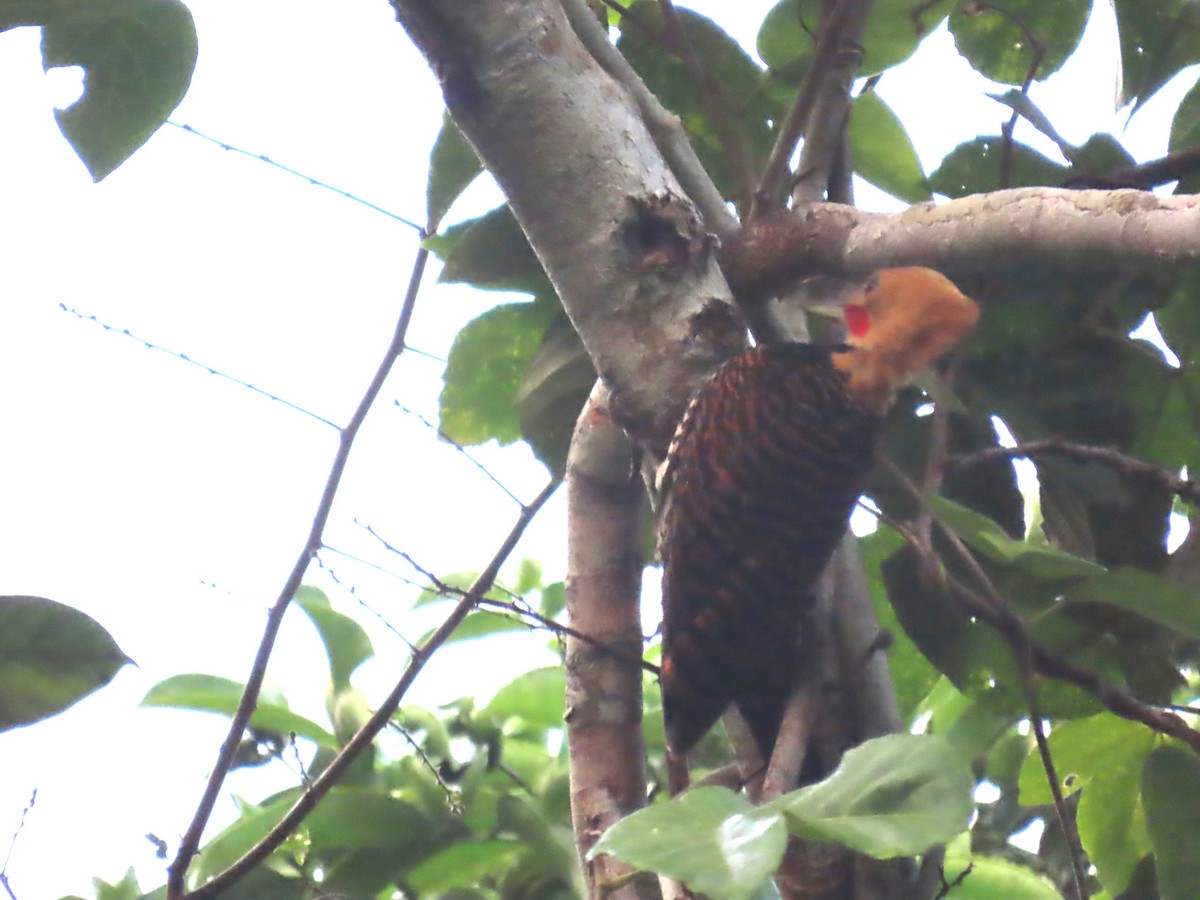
951;439;1200;507
0;790;35;900
1063;143;1200;190
751;0;876;216
791;0;876;205
168;236;432;898
187;480;559;899
658;0;757;212
876;460;1200;755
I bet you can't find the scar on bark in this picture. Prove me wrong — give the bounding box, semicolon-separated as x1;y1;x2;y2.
617;192;717;275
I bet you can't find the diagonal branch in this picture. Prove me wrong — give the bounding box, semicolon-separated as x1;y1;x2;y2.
186;479;559;900
167;237;431;898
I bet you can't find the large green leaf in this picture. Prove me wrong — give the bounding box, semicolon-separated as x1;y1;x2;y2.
1;0;197;180
949;0;1090;84
941;836;1062;900
439;301;558;447
293;585;374;692
927;495;1104;581
927;135;1067;197
776;734;973;857
592;786;787;900
407;839;526;894
1114;0;1200;112
1169;78;1200;194
1064;567;1200;638
140;673;337;748
859;527;940;718
0;595;131;731
426;112;482;231
485;666;566;732
1017;713;1154;894
619;2;778;202
1143;744;1200;900
428;205;550;296
515;314;595;477
758;0;954;80
849;91;930;202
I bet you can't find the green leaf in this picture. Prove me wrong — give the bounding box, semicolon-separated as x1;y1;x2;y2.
1143;744;1200;900
91;868;142;900
1169;78;1200;194
927;135;1067;197
293;585;374;691
1114;0;1200;112
440;301;558;447
849;91;930;202
949;0;1090;84
430;205;549;295
758;0;953;80
1065;567;1200;638
927;495;1104;580
140;674;337;748
515;314;596;477
859;527;940;718
619;3;778;202
776;734;973;857
1017;714;1153;893
592;786;786;900
426;112;482;231
408;839;526;894
942;836;1062;900
485;666;565;731
1;0;197;180
436;608;528;645
0;595;131;731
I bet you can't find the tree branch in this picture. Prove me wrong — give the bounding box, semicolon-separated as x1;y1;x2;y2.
186;480;559;900
394;0;745;452
560;0;736;237
791;0;876;204
950;439;1200;507
564;384;657;900
167;237;432;898
722;189;1200;306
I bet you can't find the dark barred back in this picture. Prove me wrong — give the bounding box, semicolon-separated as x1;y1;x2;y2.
658;343;880;756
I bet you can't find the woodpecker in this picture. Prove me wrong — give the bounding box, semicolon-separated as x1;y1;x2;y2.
657;267;979;758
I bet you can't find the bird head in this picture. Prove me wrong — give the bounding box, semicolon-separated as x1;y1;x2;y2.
830;267;979;410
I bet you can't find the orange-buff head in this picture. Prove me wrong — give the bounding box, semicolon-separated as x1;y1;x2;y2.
832;267;979;411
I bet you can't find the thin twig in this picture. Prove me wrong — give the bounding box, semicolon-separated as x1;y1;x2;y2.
0;789;35;900
751;0;875;216
168;235;432;898
876;460;1200;755
657;0;757;212
560;0;737;236
1027;695;1089;900
167;122;424;232
951;439;1200;507
186;480;559;899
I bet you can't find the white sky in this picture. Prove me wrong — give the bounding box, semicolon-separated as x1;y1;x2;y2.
0;1;1195;897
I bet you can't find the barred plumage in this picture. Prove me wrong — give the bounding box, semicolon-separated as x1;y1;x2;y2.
658;344;879;755
657;267;979;759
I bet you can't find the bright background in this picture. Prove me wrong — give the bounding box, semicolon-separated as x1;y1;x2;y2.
0;1;1194;897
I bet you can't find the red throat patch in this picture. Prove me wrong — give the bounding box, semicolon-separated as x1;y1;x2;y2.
844;303;871;338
